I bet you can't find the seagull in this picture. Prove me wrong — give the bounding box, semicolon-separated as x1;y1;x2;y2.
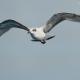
0;12;80;44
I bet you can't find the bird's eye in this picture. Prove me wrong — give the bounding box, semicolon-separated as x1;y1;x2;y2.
32;29;36;32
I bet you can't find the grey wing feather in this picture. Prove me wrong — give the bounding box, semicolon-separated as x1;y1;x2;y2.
43;13;80;33
0;19;29;36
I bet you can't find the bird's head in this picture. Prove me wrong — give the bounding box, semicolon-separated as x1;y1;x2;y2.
29;28;37;34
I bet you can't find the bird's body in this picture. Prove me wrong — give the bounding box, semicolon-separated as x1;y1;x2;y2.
30;27;45;40
29;26;55;44
0;12;80;44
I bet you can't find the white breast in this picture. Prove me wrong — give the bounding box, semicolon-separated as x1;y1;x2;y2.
30;27;46;40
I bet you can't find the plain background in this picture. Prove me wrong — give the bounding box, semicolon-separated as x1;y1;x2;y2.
0;0;80;80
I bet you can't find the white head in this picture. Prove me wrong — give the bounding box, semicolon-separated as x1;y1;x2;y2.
30;28;37;34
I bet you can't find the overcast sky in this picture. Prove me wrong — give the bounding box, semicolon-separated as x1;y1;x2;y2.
0;0;80;80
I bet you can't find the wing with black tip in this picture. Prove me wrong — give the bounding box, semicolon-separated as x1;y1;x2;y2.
43;13;80;33
0;19;29;36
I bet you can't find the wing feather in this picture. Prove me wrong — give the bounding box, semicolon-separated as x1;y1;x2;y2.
0;19;29;36
43;13;80;33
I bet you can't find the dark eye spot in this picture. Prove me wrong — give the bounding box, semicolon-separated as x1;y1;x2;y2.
32;29;36;32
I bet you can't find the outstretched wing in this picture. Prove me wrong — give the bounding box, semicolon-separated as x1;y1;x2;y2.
0;19;29;36
43;13;80;33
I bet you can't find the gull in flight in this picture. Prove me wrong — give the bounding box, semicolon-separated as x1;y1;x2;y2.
0;12;80;44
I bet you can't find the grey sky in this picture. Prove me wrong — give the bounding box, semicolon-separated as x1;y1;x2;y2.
0;0;80;80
